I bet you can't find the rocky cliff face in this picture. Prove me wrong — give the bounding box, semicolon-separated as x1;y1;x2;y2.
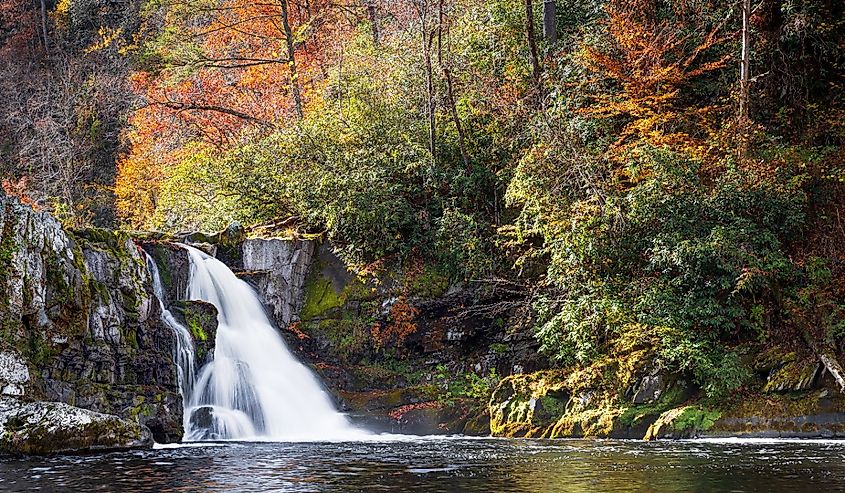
260;243;548;434
240;238;314;327
0;193;182;454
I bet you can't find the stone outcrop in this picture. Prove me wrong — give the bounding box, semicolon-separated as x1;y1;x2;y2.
276;243;546;435
170;300;218;366
241;238;314;327
0;396;152;455
487;351;845;440
0;193;182;453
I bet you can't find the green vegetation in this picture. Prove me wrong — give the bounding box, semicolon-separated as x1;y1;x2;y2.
2;0;845;438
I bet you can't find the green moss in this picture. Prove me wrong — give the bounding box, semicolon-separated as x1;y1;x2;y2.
407;264;450;298
670;405;721;432
26;331;56;367
644;405;721;439
301;275;347;319
490;343;508;355
148;245;173;290
123;328;139;349
763;359;820;393
188;319;208;342
617;382;689;428
0;204;18;302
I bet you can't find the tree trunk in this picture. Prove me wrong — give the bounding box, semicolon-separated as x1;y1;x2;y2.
425;34;436;162
525;0;542;92
40;0;49;55
367;1;380;46
421;4;436;163
542;0;556;44
820;354;845;393
436;0;468;169
444;68;469;169
280;0;303;119
739;0;751;123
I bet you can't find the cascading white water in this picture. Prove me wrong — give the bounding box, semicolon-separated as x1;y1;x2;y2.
145;253;197;405
181;244;365;441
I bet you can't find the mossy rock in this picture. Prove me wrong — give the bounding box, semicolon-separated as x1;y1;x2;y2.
644;405;721;440
171;300;218;363
337;385;438;413
300;255;374;321
764;359;821;393
0;398;153;455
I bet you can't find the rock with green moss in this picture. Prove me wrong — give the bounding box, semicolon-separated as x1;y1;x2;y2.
0;195;183;449
171;300;218;364
644;405;721;440
140;241;190;304
489;363;693;439
0;397;152;455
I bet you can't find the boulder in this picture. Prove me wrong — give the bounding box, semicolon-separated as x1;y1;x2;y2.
0;397;152;455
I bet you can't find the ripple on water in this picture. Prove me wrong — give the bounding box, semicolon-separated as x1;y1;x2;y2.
2;438;845;492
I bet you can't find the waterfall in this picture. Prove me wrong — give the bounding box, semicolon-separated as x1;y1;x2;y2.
145;253;197;407
180;244;364;441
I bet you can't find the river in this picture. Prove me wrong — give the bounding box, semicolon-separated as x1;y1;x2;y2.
2;437;844;492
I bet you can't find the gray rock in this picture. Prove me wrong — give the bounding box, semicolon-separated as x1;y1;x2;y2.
0;195;183;449
242;238;314;326
0;397;152;455
632;372;665;405
0;351;29;396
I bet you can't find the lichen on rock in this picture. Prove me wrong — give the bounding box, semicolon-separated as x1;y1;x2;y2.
0;397;152;455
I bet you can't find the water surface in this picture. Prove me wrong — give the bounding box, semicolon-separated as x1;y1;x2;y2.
2;437;843;492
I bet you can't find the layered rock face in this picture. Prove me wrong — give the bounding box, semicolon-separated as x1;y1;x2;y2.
0;194;181;454
275;244;547;435
241;238;314;327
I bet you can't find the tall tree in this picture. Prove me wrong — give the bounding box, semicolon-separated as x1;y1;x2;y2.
412;0;437;162
39;0;48;55
739;0;751;124
437;0;469;169
525;0;542;89
542;0;556;44
280;0;303;119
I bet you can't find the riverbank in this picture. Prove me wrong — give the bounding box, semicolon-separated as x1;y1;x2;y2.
3;191;845;454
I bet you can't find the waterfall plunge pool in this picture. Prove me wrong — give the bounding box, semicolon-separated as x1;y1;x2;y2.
3;437;845;492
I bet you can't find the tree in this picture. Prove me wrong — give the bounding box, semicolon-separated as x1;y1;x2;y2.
542;0;556;44
279;0;303;119
437;0;469;169
739;0;751;124
525;0;542;91
579;0;730;160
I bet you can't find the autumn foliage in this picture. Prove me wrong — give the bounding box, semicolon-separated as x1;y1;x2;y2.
371;298;420;350
579;0;729;161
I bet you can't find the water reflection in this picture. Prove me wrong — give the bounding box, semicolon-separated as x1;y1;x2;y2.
1;438;844;492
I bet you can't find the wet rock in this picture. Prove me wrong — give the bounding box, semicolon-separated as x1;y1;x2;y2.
0;195;183;450
171;300;219;365
0;351;29;397
189;406;214;429
141;242;190;304
0;397;152;455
